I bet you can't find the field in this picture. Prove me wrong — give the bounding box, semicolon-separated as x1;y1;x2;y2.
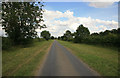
58;40;118;76
2;40;53;76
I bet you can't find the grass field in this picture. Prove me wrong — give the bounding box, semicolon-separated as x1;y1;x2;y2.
2;40;53;76
58;40;118;76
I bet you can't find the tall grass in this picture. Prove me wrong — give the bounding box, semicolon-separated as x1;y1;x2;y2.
2;40;53;76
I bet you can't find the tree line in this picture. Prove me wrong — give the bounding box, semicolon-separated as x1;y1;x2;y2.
58;24;120;47
2;2;119;49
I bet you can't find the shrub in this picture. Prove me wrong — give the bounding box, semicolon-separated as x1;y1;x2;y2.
2;37;12;50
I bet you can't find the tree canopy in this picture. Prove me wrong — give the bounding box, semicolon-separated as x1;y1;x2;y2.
2;2;46;45
74;24;90;43
51;36;55;39
41;30;51;40
63;30;73;41
59;24;119;47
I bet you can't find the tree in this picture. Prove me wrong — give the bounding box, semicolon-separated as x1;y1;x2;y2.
58;36;61;40
51;36;54;39
74;24;90;43
2;2;46;45
41;30;51;40
91;33;99;36
63;30;73;41
61;36;65;40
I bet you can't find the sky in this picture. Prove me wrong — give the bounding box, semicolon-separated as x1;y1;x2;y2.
36;2;118;37
0;0;119;37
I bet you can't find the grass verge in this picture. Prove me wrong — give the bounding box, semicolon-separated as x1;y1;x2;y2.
58;40;118;76
2;40;53;76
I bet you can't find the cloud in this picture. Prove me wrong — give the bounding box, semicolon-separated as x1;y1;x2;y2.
88;2;114;8
39;10;118;37
83;0;119;8
43;10;74;20
0;10;118;37
83;0;119;2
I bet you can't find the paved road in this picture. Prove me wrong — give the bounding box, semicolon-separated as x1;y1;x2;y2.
39;40;99;76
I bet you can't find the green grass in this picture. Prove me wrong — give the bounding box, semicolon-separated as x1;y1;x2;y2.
2;40;53;76
58;40;118;76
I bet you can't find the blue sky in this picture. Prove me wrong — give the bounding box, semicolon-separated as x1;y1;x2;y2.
44;2;118;21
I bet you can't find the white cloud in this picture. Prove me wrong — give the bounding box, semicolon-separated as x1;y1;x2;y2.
83;0;119;8
89;2;114;8
0;10;118;37
83;0;119;2
39;10;118;37
43;10;74;20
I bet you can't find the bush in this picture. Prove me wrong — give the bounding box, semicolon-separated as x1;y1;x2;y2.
2;37;12;50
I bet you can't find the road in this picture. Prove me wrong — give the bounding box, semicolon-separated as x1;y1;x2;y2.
39;40;99;76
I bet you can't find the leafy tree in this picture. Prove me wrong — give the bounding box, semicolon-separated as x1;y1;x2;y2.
85;28;119;46
2;37;12;50
63;30;73;41
61;36;64;40
59;24;119;47
74;24;90;43
117;28;120;34
58;36;61;40
41;30;51;40
103;33;118;45
2;2;46;45
54;37;57;39
111;29;117;34
91;33;99;36
51;36;54;39
99;30;111;36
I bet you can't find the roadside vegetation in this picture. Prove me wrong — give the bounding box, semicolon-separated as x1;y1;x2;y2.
2;40;53;76
58;40;118;76
58;24;119;48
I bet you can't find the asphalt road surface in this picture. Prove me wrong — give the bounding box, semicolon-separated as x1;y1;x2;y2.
39;40;99;76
